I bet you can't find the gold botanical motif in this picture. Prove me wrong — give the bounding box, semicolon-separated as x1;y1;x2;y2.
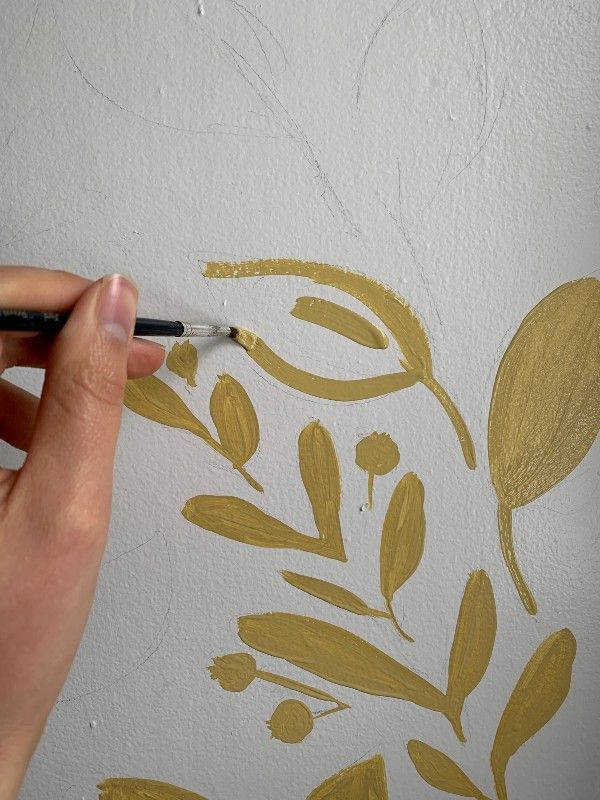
204;259;476;469
124;374;262;491
488;277;600;613
491;629;576;800
291;296;389;349
407;740;490;799
182;421;346;561
267;699;314;743
355;431;400;507
165;340;198;387
209;374;259;472
97;779;207;799
281;571;390;618
306;754;388;799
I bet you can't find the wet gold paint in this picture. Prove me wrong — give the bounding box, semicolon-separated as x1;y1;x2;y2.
488;277;600;614
379;472;425;642
210;374;259;468
238;612;449;716
281;571;389;618
267;699;314;743
491;629;576;800
182;420;346;561
306;754;388;800
407;740;491;800
446;570;497;742
355;432;400;508
205;259;476;468
291;295;389;349
166;340;198;387
97;778;207;800
208;652;257;692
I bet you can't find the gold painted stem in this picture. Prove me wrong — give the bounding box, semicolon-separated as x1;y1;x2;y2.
236;465;263;493
498;503;537;615
445;697;466;743
201;434;264;493
421;376;476;469
256;670;348;710
367;472;374;508
312;703;348;720
384;599;414;643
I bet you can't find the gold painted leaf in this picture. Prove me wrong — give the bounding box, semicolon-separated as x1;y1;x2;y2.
298;421;345;561
407;740;490;800
446;571;497;741
166;340;198;387
291;296;389;349
124;376;211;440
238;612;447;714
97;778;207;800
181;496;346;561
379;472;425;602
488;277;600;613
306;754;388;800
281;571;387;618
209;374;259;467
491;629;576;800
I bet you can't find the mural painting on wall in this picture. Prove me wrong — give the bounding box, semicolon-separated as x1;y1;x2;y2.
117;261;598;800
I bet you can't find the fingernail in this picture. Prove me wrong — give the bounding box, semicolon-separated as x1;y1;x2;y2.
99;274;138;342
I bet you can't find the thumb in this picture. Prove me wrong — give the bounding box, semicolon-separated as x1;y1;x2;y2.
19;274;138;538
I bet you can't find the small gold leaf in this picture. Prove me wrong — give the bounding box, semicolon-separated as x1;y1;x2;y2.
407;740;490;799
181;496;346;561
97;778;207;799
491;629;576;800
281;571;387;618
298;421;345;561
238;612;447;714
355;432;400;507
166;340;198;387
379;472;425;602
124;376;210;439
489;277;600;613
446;571;497;741
209;374;259;467
306;754;388;799
291;296;389;349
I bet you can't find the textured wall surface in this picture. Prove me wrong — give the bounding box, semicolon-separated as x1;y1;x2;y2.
1;1;599;798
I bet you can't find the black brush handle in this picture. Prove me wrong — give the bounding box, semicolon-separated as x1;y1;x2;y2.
0;310;185;337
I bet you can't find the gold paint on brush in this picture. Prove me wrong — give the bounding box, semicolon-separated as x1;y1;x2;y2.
407;740;491;800
209;374;259;470
355;432;400;508
281;571;390;618
291;295;389;349
165;340;198;387
379;472;425;643
491;629;576;800
446;571;497;742
124;375;262;492
238;612;448;715
488;277;600;614
204;259;476;469
306;754;388;800
97;778;207;800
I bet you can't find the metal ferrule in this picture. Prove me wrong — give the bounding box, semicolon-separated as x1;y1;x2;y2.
180;323;232;337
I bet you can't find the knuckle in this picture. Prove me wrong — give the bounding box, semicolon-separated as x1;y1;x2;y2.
66;357;125;409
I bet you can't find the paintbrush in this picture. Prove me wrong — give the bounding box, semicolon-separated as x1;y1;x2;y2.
0;309;234;338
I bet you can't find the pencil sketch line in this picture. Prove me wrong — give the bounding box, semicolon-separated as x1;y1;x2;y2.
230;0;290;70
231;2;276;87
471;0;489;143
451;79;506;182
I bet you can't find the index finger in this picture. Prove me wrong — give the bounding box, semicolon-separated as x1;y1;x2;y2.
0;266;91;310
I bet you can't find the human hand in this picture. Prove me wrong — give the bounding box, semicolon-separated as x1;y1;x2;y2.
0;267;165;799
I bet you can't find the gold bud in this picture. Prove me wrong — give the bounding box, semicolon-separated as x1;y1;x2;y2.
208;653;257;692
267;699;314;744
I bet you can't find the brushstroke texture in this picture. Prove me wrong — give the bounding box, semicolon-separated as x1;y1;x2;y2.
97;778;207;800
291;296;389;349
407;740;490;799
306;755;388;799
166;340;198;387
355;432;400;507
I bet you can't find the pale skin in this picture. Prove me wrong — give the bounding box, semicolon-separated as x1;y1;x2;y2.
0;267;165;799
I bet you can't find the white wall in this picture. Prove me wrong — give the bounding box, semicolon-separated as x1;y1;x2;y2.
1;1;599;798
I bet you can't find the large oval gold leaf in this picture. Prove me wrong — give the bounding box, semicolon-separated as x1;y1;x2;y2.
181;496;346;561
209;374;259;467
238;612;447;713
489;278;600;613
446;571;497;741
379;473;425;602
407;740;490;799
165;340;198;387
124;376;211;440
306;754;388;800
491;629;576;800
281;571;387;617
298;421;345;561
97;778;207;800
291;296;389;349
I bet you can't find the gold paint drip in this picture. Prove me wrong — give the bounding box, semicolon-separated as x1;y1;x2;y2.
291;295;389;349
